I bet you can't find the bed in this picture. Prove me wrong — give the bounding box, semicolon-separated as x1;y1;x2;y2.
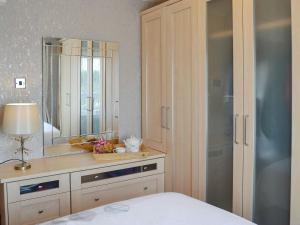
43;122;61;146
39;193;255;225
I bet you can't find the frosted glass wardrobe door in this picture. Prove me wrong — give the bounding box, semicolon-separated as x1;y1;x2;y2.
205;0;244;215
206;0;234;212
254;1;292;224
243;0;292;224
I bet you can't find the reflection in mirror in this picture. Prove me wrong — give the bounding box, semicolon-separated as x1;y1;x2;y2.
43;38;119;157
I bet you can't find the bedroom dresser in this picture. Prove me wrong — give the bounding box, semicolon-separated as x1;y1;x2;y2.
0;148;165;225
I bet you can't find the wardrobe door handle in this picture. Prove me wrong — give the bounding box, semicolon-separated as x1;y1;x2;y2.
234;114;239;144
244;115;249;146
87;97;90;111
161;106;166;128
166;107;170;130
87;97;93;112
90;97;93;112
66;93;71;106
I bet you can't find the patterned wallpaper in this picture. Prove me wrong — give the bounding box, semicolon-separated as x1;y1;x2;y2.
0;0;151;161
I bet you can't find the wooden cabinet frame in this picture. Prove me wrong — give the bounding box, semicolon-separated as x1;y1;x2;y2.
142;0;202;199
290;0;300;224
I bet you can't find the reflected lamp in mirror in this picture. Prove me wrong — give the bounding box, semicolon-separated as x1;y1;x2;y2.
43;37;119;157
2;103;40;170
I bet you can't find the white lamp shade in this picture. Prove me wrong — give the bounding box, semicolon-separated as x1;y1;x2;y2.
2;103;40;136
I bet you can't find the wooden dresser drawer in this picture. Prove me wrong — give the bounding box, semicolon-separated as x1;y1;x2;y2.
7;174;70;203
8;192;70;225
72;174;164;213
71;158;164;190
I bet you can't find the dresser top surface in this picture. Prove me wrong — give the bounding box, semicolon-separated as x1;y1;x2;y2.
0;148;165;183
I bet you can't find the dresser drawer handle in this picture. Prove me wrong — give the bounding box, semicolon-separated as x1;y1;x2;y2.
144;187;148;191
94;198;100;202
38;210;44;214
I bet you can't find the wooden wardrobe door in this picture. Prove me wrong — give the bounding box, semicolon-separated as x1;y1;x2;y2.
142;9;167;153
165;0;200;197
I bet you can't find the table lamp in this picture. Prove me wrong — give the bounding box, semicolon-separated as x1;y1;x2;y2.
2;103;40;170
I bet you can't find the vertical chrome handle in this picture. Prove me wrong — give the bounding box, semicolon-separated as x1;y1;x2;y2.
87;97;93;112
166;107;170;130
234;114;239;144
161;106;166;128
244;115;249;146
66;93;71;106
87;97;90;111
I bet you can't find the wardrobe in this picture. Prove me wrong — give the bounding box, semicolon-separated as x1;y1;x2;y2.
141;0;202;198
141;0;300;225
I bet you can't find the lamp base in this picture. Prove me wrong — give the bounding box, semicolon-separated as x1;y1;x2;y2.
14;162;31;171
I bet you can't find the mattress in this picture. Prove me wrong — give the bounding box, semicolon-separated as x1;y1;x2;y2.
40;193;255;225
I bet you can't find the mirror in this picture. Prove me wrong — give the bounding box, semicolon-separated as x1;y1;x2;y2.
43;37;119;157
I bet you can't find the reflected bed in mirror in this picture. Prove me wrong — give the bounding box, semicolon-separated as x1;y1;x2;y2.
43;37;119;157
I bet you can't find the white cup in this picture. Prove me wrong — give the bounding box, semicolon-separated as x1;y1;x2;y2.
115;147;126;154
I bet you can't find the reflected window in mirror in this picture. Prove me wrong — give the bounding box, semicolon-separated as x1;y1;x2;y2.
43;38;119;157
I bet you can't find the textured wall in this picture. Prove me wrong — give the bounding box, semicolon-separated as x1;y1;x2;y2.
0;0;151;161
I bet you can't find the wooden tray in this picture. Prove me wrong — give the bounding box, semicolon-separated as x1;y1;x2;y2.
93;151;149;161
69;138;122;152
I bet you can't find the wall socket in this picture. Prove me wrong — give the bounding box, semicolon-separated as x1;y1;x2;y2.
15;78;26;89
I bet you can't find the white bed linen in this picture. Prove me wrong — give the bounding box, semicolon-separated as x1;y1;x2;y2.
44;122;60;146
40;193;255;225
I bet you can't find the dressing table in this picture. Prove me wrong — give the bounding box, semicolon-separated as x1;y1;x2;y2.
0;148;165;225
